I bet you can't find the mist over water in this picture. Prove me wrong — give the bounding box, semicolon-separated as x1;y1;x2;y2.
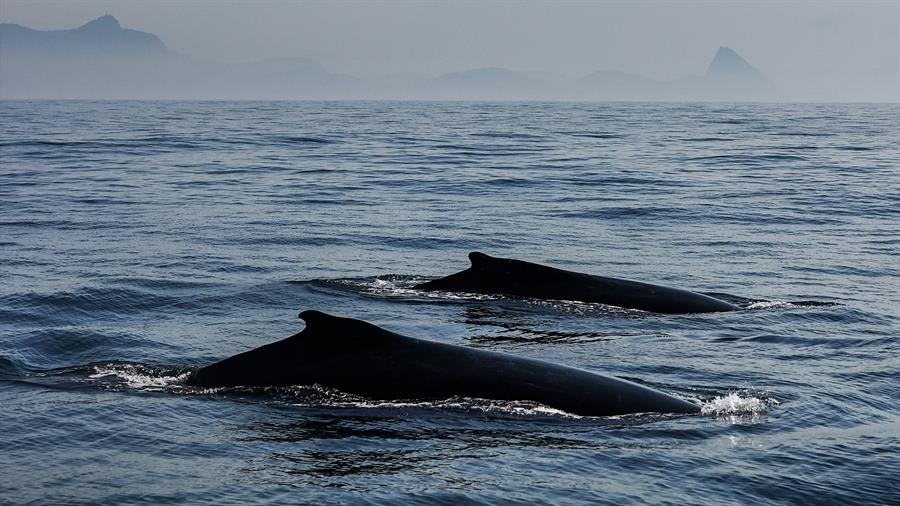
1;101;899;503
2;1;899;102
2;1;898;102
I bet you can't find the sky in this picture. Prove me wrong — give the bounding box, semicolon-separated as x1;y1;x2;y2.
2;0;898;101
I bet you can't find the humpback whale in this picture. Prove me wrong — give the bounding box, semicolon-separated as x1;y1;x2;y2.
187;310;700;417
413;252;739;314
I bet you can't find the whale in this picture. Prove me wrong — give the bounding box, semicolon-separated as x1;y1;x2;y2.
187;310;700;417
413;252;739;314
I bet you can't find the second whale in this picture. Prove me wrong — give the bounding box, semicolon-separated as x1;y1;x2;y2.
414;252;739;314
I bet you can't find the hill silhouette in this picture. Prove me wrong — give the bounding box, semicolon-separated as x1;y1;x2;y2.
707;46;767;80
0;15;360;99
1;15;169;55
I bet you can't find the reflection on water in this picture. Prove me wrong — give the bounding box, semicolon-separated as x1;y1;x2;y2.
236;412;629;483
459;305;660;345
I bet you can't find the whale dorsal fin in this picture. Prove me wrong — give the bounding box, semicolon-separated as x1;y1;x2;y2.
468;251;498;267
297;310;409;350
298;310;342;329
299;310;370;335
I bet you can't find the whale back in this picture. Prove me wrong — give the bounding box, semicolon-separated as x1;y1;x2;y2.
187;310;700;416
414;251;738;313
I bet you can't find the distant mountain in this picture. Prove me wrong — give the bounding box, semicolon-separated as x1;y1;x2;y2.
0;15;361;99
0;16;777;101
0;15;170;56
700;46;776;100
571;47;775;101
706;46;767;81
411;47;777;101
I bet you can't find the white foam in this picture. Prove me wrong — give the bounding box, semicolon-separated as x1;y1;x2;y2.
90;364;190;390
363;276;500;301
370;277;397;290
747;300;797;310
232;386;584;418
700;392;778;417
342;397;582;418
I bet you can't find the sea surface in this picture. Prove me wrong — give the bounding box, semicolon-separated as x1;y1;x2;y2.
1;100;898;504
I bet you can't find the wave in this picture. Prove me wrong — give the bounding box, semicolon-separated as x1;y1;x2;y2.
271;135;335;145
685;154;809;163
470;132;545;140
708;118;751;125
0;134;337;157
0;355;26;378
3;286;184;318
680;137;736;142
555;206;688;220
730;334;878;349
769;131;835;137
834;145;874;151
571;132;626;139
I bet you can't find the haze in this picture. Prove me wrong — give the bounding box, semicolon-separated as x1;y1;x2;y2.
2;0;898;102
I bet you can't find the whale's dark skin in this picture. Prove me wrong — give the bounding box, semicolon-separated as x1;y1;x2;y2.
413;252;739;314
187;310;700;417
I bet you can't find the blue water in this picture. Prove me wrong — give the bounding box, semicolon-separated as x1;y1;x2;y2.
1;100;899;504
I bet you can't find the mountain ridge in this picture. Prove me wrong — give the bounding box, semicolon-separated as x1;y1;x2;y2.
0;15;777;101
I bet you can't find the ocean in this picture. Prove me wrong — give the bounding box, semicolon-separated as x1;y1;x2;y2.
1;100;898;504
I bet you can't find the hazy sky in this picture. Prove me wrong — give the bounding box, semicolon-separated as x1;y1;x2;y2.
2;0;898;100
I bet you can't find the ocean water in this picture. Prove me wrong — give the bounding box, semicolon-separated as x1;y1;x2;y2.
1;100;898;504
